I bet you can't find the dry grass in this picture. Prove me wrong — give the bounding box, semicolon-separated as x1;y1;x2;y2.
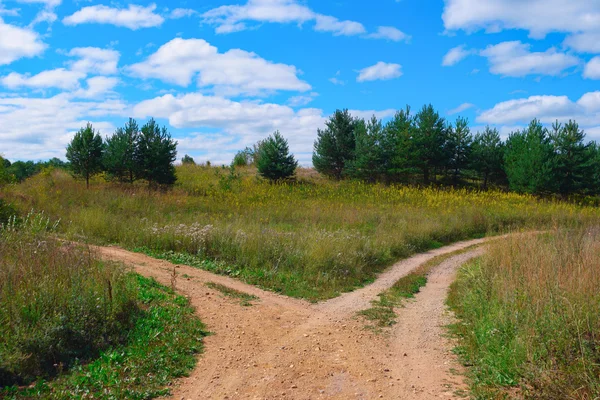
448;229;600;399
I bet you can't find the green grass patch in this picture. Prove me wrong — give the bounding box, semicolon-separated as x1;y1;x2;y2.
205;282;259;306
1;275;208;399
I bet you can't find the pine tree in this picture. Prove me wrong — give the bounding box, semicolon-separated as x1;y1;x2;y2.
257;131;298;181
549;120;592;196
446;116;473;186
381;106;415;183
471;126;504;190
181;154;196;165
104;118;140;183
504;119;556;194
66;123;104;188
413;105;448;185
313;109;359;180
136;119;178;187
348;117;386;182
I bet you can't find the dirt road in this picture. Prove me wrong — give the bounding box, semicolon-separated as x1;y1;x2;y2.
95;238;488;399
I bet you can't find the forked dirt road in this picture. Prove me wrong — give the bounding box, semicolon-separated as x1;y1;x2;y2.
95;238;490;399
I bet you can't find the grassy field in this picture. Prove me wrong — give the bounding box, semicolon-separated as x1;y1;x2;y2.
3;164;599;301
448;229;600;399
0;213;207;398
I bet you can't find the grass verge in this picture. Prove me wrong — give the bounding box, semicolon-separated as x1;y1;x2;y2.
447;229;600;399
206;282;259;306
1;275;208;399
359;245;480;330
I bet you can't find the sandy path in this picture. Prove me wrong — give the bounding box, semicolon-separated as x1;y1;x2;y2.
93;238;488;399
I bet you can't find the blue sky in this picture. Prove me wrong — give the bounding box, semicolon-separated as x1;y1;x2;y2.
1;0;599;165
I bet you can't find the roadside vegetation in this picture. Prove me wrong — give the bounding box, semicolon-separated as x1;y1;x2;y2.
448;230;600;399
0;213;207;398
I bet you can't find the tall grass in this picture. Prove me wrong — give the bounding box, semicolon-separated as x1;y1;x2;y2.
0;214;138;386
448;229;600;399
5;165;600;300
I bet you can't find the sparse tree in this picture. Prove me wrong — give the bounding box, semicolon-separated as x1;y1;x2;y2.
135;119;178;187
66;123;104;188
313;109;359;180
104;118;140;183
257;131;298;181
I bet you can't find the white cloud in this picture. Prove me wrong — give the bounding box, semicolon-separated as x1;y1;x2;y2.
442;0;600;39
202;0;404;40
480;41;580;77
477;93;598;125
127;38;311;95
0;93;125;160
584;57;600;79
367;26;410;42
63;4;164;30
1;68;85;90
73;76;119;99
448;103;475;115
0;18;46;65
442;45;472;66
68;47;120;75
168;8;197;19
313;14;365;36
563;33;600;54
287;92;318;107
357;62;402;82
29;10;57;27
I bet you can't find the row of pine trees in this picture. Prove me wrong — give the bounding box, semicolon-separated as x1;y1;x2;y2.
66;118;177;188
312;106;600;196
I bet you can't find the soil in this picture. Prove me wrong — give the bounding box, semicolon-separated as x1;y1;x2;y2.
94;238;489;399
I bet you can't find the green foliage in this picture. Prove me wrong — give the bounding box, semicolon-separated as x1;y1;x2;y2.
0;225;138;386
66;123;104;188
104;118;140;183
446;116;473;186
181;154;195;165
380;106;416;182
0;156;14;185
232;148;252;167
471;127;505;189
504;119;556;194
313;109;359;180
136;119;178;187
2;275;207;399
256;131;298;181
0;199;17;225
348;117;386;182
412;104;449;184
550;120;593;195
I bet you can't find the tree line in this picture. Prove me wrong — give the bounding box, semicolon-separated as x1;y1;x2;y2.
310;106;600;196
66;118;178;188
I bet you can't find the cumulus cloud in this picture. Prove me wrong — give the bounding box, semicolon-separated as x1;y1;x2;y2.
202;0;405;40
127;38;311;96
480;41;580;77
63;4;164;30
357;62;402;82
1;68;85;90
0;18;46;65
0;93;125;160
67;47;120;75
442;45;472;66
584;57;600;79
442;0;600;39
